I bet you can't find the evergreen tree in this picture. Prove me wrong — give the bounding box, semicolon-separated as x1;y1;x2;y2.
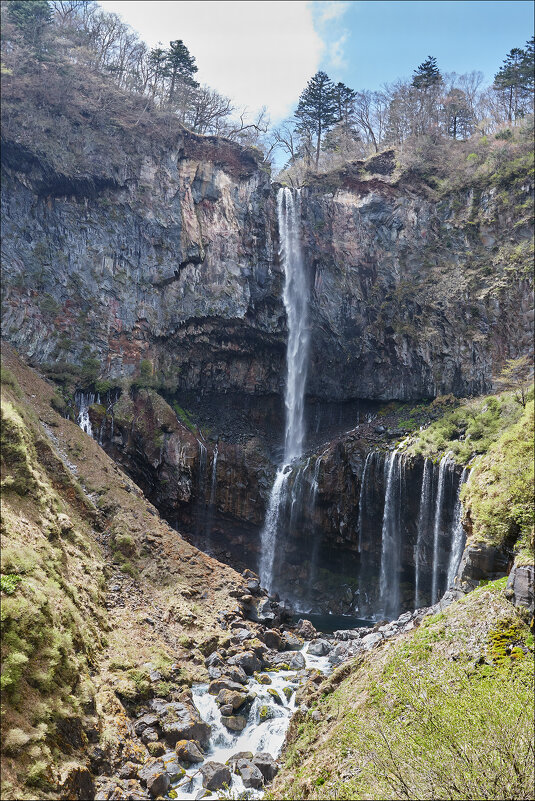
412;56;442;90
494;39;534;121
148;46;167;100
164;39;198;104
334;81;357;126
295;71;338;169
6;0;52;55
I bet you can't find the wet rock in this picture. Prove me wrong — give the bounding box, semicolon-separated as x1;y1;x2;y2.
219;703;233;715
281;631;302;650
146;742;165;757
221;714;248;731
249;598;275;623
225;664;248;684
161;758;185;782
261;629;282;650
269;651;306;670
227;650;262;674
200;761;232;791
254;672;272;685
258;704;274;721
227;751;253;766
208;678;244;695
175;739;204;763
251;752;279;782
307;638;332;656
282;686;293;701
205;652;224;669
117;762;140;779
506;564;534;611
295;619;318;639
236;759;264;789
216;689;247;710
266;688;283;705
146;770;170;799
157;701;211;746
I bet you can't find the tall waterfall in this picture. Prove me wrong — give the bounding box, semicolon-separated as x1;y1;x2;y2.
378;451;405;619
76;391;95;437
431;453;452;604
446;467;469;588
259;187;309;591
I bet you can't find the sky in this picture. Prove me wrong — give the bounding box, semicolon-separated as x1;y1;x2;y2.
99;0;534;123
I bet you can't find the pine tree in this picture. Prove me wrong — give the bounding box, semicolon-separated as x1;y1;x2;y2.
6;0;52;56
148;46;167;100
334;82;357;126
165;39;198;104
443;88;473;139
494;39;535;121
412;56;442;90
295;71;338;169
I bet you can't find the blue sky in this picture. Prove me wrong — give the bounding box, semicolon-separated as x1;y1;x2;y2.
315;1;534;92
100;1;534;121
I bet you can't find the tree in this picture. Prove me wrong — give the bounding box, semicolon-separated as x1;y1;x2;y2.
442;88;473;139
493;39;534;122
494;355;533;407
295;71;338;169
412;55;442;90
165;39;198;105
6;0;52;56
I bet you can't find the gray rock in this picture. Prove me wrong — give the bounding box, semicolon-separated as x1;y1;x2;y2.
216;688;247;709
261;629;282;650
221;714;248;731
158;701;211;746
227;650;262;675
224;664;248;684
281;631;302;650
219;704;233;716
205;652;224;668
227;751;253;766
134;713;160;735
457;543;510;591
506;564;534;611
295;619;318;639
251;752;279;782
236;759;264;789
146;770;170;798
249;598;275;623
200;761;232;791
361;632;383;650
208;678;245;695
175;739;204;763
138;759;166;788
140;726;159;744
307;638;332;656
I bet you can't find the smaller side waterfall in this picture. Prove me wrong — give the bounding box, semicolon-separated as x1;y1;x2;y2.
378;451;404;619
446;467;469;588
258;468;290;590
431;453;452;604
75;391;95;437
195;441;208;537
357;452;373;553
414;458;433;608
203;444;219;547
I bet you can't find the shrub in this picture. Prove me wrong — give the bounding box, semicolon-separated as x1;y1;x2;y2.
0;574;22;595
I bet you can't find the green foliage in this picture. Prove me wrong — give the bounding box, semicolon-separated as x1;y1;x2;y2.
412;55;442;89
172;402;197;433
463;400;534;557
80;357;100;388
295;71;339;168
0;365;22;396
0;574;23;595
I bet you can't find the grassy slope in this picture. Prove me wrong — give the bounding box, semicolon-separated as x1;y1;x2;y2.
269;580;534;800
0;345;243;800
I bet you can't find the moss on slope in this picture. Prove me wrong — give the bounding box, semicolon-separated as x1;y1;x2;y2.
269;580;534;800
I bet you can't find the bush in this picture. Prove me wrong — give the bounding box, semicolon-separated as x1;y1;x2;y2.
0;574;23;595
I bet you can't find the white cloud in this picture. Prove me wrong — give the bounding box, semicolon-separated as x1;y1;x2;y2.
314;1;351;25
329;32;348;70
98;1;324;121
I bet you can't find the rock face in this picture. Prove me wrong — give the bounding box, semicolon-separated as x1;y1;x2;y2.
506;563;535;611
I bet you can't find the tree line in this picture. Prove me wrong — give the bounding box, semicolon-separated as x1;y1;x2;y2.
2;1;533;169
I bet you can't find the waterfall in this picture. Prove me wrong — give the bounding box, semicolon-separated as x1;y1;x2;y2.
357;452;373;553
195;440;208;537
446;467;469;589
306;454;323;603
76;391;95;437
414;458;433;608
259;187;309;591
378;451;403;619
431;453;452;604
203;444;218;548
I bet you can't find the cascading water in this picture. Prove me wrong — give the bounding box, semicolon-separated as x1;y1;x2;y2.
75;391;95;437
378;450;404;619
414;457;433;608
259;187;309;592
446;466;469;589
203;444;219;549
431;453;452;604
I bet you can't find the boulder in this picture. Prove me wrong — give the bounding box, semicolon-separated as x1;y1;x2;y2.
221;714;248;731
224;665;248;685
175;739;204;763
269;651;305;670
295;619;318;639
251;752;279;782
227;650;262;675
236;759;264;789
261;629;282;650
146;771;170;799
281;631;302;650
307;638;332;656
506;564;534;611
361;632;383;650
58;765;95;800
133;713;159;736
226;751;253;766
200;761;232;791
266;688;283;705
249;598;275;623
208;678;244;695
140;727;159;744
205;652;224;668
158;701;211;746
216;689;247;710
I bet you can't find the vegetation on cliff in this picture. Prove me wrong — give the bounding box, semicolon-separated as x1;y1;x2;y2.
269;580;534;800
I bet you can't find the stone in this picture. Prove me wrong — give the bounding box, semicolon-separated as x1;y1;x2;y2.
147;741;165;756
221;714;248;731
140;727;159;744
227;650;262;675
175;739;204;763
226;751;254;766
219;703;233;715
361;632;383;650
162;758;185;782
254;672;272;685
307;638;332;656
225;665;248;684
146;770;170;799
506;564;534;611
118;762;140;779
216;689;247;710
208;678;244;695
266;688;283;705
158;702;211;746
236;759;264;789
59;765;95;800
295;619;317;640
281;631;302;650
205;652;224;668
200;761;232;791
251;752;279;782
262;629;282;650
311;710;322;722
249;598;275;623
138;759;165;787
